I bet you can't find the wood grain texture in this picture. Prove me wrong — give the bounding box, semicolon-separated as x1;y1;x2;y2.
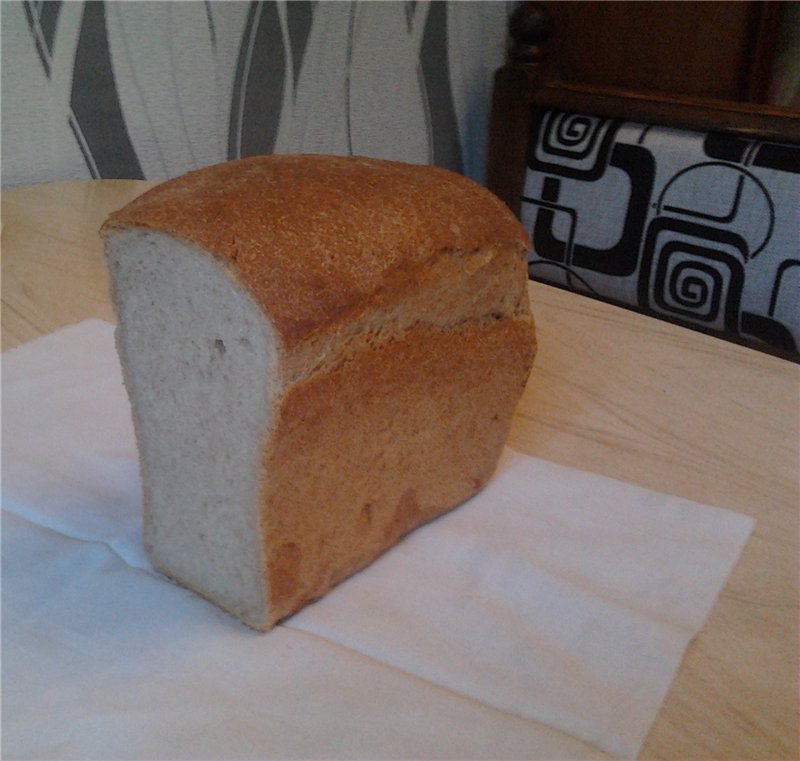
2;180;798;759
539;1;783;103
2;179;157;349
485;73;800;213
531;80;800;142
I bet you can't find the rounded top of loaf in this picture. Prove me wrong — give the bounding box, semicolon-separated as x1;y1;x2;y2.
102;154;529;345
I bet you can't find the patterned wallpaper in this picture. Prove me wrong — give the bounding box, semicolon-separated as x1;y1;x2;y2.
2;1;512;187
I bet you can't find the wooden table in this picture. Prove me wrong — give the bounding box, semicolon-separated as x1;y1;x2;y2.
3;180;798;760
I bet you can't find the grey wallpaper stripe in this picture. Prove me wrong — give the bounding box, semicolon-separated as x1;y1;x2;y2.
70;1;144;179
344;2;357;156
203;0;217;49
37;0;62;59
286;0;314;95
229;0;285;160
22;0;62;76
420;1;463;174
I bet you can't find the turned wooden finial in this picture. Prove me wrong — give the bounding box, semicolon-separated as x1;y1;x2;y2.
508;2;553;64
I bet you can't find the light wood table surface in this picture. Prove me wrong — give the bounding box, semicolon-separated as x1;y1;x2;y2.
2;180;798;760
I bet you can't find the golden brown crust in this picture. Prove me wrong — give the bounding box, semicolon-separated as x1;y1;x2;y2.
101;154;530;347
261;316;537;627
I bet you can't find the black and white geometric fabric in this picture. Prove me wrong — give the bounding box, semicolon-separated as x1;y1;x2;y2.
522;109;800;359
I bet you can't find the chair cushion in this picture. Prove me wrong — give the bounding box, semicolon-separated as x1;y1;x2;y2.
521;108;800;359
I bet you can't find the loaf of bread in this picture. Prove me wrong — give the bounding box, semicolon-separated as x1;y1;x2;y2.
102;154;536;630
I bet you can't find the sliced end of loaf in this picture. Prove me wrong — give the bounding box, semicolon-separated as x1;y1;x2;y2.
106;230;277;629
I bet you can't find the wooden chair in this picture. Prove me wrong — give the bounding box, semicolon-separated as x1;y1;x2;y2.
488;3;800;360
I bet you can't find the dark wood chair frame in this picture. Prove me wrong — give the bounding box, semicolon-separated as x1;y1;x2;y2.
487;3;800;218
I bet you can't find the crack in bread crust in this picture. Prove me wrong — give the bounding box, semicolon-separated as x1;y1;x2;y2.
280;242;531;385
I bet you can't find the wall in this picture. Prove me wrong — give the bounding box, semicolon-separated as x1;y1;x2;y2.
2;1;513;187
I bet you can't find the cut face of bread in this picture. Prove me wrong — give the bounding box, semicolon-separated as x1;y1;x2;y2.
107;231;276;625
103;155;536;630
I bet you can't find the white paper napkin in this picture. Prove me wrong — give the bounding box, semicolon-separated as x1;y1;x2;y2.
2;320;754;760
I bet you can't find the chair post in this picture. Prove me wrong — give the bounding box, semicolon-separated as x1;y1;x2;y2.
508;1;553;65
486;2;554;215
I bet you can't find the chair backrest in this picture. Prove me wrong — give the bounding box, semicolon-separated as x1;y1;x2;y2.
522;108;800;356
487;3;800;360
